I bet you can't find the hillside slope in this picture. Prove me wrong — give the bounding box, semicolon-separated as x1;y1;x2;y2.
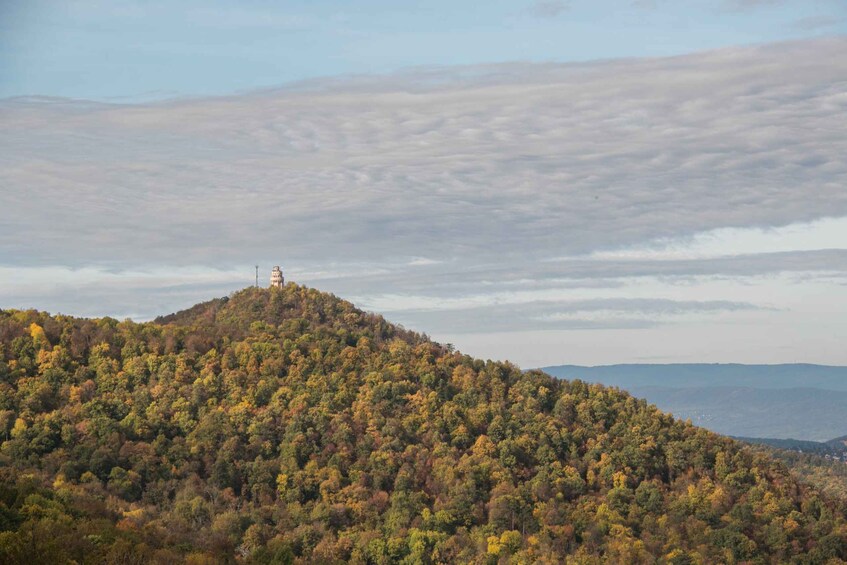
1;285;846;563
740;444;847;504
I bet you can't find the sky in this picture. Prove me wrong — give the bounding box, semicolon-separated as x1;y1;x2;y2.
1;1;846;368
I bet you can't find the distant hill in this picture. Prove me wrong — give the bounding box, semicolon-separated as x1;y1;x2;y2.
1;287;846;562
735;436;847;456
543;363;847;391
830;435;847;449
543;364;847;441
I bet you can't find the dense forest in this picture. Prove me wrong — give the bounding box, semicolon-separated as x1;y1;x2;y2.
743;446;847;507
1;285;846;563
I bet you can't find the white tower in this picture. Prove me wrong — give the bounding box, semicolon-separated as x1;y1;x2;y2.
270;266;284;288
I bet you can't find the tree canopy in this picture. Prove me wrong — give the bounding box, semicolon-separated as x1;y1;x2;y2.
0;285;845;563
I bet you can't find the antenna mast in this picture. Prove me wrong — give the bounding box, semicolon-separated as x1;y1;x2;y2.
255;265;259;288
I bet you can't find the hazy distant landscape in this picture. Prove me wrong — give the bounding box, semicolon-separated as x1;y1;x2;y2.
543;364;847;441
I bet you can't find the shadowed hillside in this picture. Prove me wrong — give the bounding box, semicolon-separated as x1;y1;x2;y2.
1;285;846;563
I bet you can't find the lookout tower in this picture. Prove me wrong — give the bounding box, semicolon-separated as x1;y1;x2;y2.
270;266;284;288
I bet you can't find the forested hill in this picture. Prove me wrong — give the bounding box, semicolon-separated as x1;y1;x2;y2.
1;285;847;563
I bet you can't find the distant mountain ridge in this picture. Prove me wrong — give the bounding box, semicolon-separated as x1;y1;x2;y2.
736;436;847;455
542;364;847;441
542;363;847;391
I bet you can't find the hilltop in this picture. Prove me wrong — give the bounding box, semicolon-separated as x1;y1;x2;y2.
1;285;846;563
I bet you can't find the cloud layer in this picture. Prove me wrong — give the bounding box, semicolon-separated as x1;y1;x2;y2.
1;38;846;365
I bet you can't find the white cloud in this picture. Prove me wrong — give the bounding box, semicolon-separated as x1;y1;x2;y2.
407;257;443;266
583;216;847;261
2;38;846;270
